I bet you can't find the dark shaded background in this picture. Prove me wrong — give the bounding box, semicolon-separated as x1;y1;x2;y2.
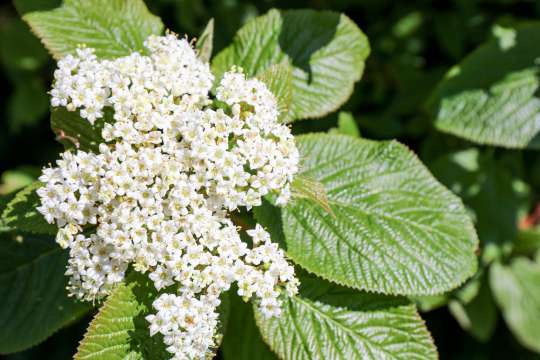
1;0;540;359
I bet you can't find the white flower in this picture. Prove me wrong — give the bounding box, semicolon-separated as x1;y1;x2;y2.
39;33;300;360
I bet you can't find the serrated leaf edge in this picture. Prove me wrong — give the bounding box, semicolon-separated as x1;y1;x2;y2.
282;133;479;296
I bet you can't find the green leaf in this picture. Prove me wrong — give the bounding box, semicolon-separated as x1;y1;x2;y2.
429;149;530;263
253;199;286;248
196;18;214;63
412;294;449;312
0;167;37;195
514;228;540;256
490;257;540;353
448;275;497;342
329;111;361;137
282;134;478;295
429;23;540;149
50;107;111;153
212;9;370;121
221;292;277;360
254;274;437;360
257;63;293;123
76;273;230;359
23;0;163;60
1;182;56;235
0;193;16;216
0;231;90;354
335;111;360;137
412;266;484;313
216;293;231;347
75;273;169;360
290;175;332;215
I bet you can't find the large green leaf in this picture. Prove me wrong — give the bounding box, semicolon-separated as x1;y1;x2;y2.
1;182;56;235
282;134;478;295
254;274;437;360
0;231;90;354
429;23;540;149
221;292;277;360
490;256;540;353
212;9;370;121
23;0;163;60
75;273;169;360
76;273;230;359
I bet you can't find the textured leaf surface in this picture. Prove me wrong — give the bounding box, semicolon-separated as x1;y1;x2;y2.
1;182;56;235
290;175;332;215
221;292;277;360
212;9;370;120
254;274;437;360
0;231;90;354
76;274;230;359
75;274;169;360
23;0;163;60
429;23;540;148
490;257;540;353
282;134;478;295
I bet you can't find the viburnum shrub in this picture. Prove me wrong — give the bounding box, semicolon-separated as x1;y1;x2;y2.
2;1;496;359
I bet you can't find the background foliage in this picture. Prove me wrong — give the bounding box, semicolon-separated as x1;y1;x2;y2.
1;0;540;359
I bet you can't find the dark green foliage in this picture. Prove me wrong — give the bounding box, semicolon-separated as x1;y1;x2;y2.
0;231;90;354
3;0;540;359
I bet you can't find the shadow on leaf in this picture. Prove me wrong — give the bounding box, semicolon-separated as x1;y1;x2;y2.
279;10;339;84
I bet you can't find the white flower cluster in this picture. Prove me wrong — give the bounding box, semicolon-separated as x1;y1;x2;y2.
37;34;299;359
